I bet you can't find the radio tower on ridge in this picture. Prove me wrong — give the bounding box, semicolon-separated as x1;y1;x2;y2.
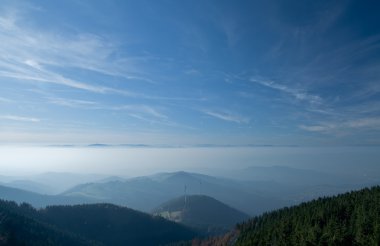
184;185;187;209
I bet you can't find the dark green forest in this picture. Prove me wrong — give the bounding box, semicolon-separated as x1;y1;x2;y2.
235;186;380;246
0;201;96;246
0;201;197;246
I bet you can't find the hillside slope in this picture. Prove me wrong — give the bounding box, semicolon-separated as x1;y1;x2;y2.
235;186;380;246
39;203;198;246
0;201;98;246
153;195;249;234
0;200;197;246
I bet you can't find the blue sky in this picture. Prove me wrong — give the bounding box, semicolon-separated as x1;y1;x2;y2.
1;0;380;145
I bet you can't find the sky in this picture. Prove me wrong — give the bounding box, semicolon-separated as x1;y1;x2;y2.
1;0;380;146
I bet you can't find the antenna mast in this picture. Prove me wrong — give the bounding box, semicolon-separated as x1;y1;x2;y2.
184;185;187;208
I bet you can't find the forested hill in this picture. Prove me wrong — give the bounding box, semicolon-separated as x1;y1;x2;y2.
0;200;197;246
153;195;249;234
0;201;97;246
235;186;380;246
39;204;197;246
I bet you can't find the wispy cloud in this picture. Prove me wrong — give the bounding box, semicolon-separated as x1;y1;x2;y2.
299;124;331;132
48;97;98;108
300;117;380;133
47;96;185;128
123;107;195;130
0;97;12;103
250;77;322;105
0;115;40;122
0;8;157;98
0;69;137;96
345;117;380;129
184;68;201;76
47;92;205;121
203;110;249;124
343;101;380;115
0;8;151;79
48;96;168;120
113;105;168;119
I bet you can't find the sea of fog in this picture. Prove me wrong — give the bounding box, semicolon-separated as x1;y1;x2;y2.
0;146;379;177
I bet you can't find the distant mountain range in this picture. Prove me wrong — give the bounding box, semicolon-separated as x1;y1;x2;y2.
1;167;379;217
232;164;380;186
0;172;108;195
2;171;287;215
62;171;287;215
50;143;285;148
153;195;249;234
0;184;97;208
0;179;54;194
233;166;340;185
1;168;380;245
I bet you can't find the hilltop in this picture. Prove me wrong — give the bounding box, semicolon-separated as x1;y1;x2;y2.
153;195;249;234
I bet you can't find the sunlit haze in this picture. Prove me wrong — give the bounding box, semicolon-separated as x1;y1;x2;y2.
0;146;379;177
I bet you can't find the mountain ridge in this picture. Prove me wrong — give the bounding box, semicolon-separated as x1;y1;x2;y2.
62;171;286;215
153;194;249;235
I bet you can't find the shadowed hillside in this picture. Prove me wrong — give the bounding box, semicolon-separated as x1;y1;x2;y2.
0;201;98;246
0;200;198;246
153;195;249;235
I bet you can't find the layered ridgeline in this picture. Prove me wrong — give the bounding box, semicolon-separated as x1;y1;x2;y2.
0;172;108;195
0;184;98;208
191;186;380;246
62;171;286;215
3;168;378;216
152;195;249;234
0;200;197;246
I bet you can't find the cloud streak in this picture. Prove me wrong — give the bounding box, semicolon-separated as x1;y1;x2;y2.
47;96;187;128
300;117;380;133
0;115;40;122
48;96;168;120
0;97;12;103
48;97;98;108
250;77;322;105
114;105;168;119
0;8;150;79
203;110;249;124
0;9;158;98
